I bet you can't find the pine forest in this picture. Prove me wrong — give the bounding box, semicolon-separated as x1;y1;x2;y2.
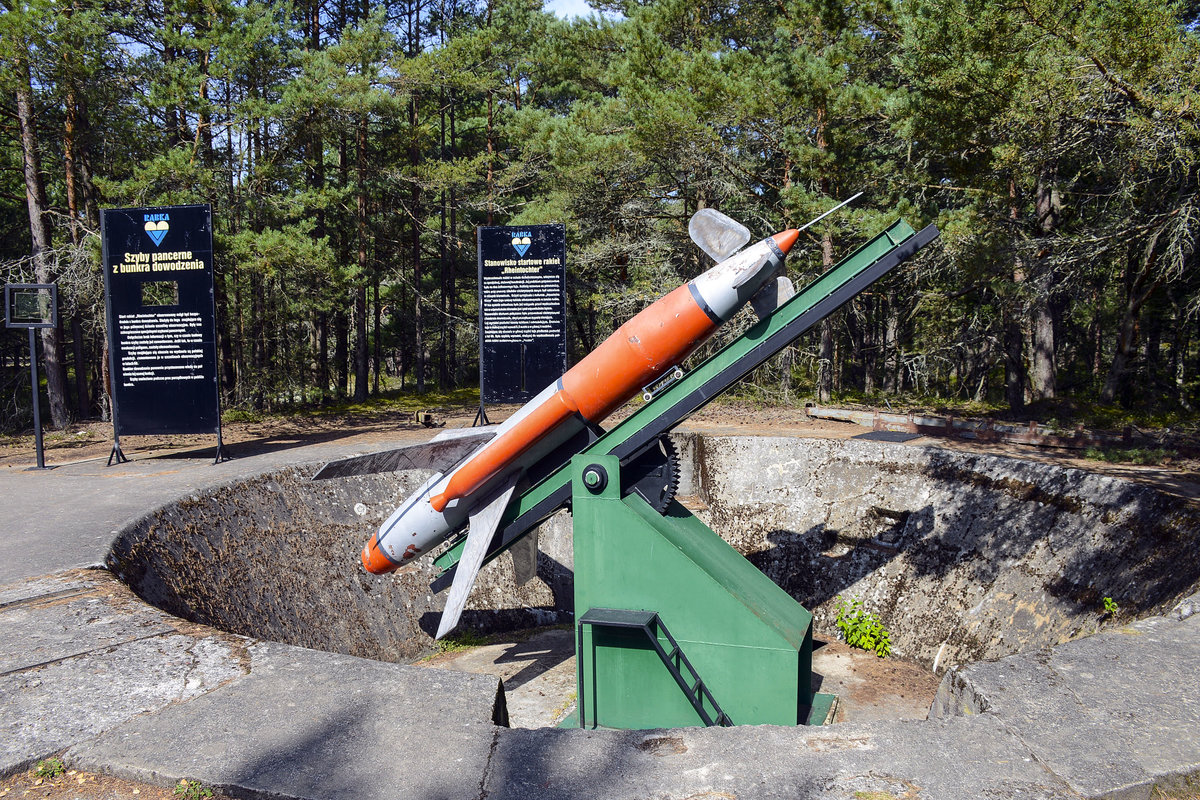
2;0;1198;431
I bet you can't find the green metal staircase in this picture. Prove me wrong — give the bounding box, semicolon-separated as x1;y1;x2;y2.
578;608;732;728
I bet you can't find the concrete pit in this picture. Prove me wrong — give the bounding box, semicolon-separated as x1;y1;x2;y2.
106;433;1200;717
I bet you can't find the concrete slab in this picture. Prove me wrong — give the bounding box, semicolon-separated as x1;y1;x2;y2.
68;641;507;800
0;574;94;607
419;628;577;729
2;632;246;775
1050;616;1200;786
484;715;1077;800
932;613;1200;798
0;580;174;674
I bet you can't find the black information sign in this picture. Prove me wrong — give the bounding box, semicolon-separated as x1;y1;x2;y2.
477;224;567;404
101;204;221;446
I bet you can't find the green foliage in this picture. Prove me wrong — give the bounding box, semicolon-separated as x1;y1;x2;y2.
835;596;892;658
34;757;65;779
1084;447;1177;466
174;779;214;800
435;629;490;654
1103;596;1120;616
2;0;1199;422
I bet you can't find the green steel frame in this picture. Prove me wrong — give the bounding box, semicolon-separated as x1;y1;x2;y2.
430;219;939;729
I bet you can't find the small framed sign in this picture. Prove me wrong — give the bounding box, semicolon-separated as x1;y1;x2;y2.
4;283;58;329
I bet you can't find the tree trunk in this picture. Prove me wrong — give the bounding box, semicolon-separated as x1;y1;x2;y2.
1005;181;1027;411
817;230;835;404
1101;232;1164;404
353;114;369;401
317;311;330;402
1028;176;1061;400
410;93;425;394
71;314;88;418
883;300;900;394
15;51;69;429
63;87;83;245
1029;292;1056;400
1004;312;1025;411
335;309;349;398
373;277;381;394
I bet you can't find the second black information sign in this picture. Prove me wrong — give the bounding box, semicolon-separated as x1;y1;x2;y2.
477;224;567;404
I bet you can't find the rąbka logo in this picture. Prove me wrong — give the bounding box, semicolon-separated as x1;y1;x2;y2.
510;232;532;258
144;213;170;246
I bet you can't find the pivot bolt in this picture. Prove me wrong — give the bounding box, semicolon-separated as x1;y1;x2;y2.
582;465;608;493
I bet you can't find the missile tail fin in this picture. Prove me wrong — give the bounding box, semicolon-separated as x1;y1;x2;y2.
750;276;796;320
689;208;751;263
509;530;539;586
436;473;520;639
312;430;496;480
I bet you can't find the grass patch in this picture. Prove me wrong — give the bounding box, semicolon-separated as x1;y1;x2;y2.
435;629;491;654
418;623;572;662
1083;446;1177;466
309;387;480;418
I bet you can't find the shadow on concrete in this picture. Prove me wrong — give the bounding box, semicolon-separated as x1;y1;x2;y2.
216;698;497;800
490;630;574;692
746;509;932;613
138;427;397;461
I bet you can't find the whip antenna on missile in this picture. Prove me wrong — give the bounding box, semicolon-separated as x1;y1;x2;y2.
796;191;864;235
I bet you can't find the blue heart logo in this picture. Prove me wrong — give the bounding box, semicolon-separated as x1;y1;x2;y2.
511;236;531;258
144;220;169;246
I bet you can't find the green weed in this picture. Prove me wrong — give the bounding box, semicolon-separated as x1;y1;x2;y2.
835;596;892;658
1103;596;1119;616
435;629;490;654
174;778;214;799
34;757;65;779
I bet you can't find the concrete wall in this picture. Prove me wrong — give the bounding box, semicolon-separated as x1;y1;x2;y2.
107;468;571;663
107;435;1200;673
680;434;1200;672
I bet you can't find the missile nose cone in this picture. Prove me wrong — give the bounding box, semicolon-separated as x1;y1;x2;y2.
772;228;800;255
362;536;399;575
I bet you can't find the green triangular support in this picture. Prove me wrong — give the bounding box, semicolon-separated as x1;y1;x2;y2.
571;454;834;729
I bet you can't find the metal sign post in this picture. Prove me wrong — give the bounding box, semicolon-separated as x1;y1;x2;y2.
4;283;58;470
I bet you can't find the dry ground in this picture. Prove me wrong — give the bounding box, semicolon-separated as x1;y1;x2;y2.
4;399;1200;500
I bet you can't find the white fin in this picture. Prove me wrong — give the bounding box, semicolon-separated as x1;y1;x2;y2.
432;425;499;442
509;530;539;586
689;209;751;263
436;474;519;639
312;430;495;480
750;276;796;319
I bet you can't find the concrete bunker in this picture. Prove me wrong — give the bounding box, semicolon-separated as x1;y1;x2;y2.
107;433;1200;687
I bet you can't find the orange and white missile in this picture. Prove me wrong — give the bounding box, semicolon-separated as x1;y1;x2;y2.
351;213;800;637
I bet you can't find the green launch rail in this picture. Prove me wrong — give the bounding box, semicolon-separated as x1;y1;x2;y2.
433;218;940;581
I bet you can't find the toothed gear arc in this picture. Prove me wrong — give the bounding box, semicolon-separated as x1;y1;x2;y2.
623;435;681;514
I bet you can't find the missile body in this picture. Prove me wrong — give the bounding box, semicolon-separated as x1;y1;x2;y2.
362;227;800;576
